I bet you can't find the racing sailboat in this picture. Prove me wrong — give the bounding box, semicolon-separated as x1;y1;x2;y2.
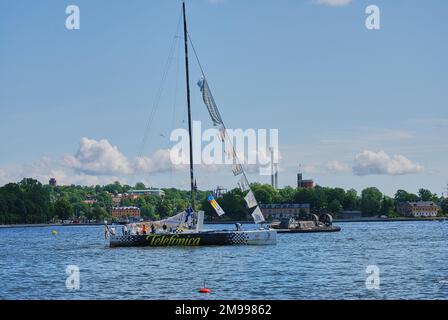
108;2;276;247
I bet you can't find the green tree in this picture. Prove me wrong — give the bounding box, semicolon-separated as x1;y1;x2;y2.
418;188;438;202
141;203;158;220
221;189;247;220
440;198;448;215
250;184;278;204
394;189;419;203
91;206;107;221
18;178;51;223
328;199;343;217
156;200;173;218
104;181;124;195
73;202;90;218
361;187;382;216
418;188;432;201
278;186;295;203
134;182;146;190
54;198;74;220
96;191;112;212
343;189;359;211
294;188;326;214
327;187;346;205
380;196;395;216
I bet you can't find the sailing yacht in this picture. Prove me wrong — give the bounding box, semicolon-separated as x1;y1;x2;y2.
108;2;277;247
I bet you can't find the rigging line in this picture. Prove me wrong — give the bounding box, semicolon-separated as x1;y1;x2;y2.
137;9;183;160
187;32;206;78
188;32;262;215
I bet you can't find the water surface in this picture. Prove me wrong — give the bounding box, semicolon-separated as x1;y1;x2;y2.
0;221;447;299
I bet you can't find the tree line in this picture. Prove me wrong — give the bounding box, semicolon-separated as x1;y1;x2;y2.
0;178;447;224
202;184;448;221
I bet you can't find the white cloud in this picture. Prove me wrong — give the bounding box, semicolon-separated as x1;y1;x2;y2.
63;138;194;177
0;138;195;187
63;137;132;175
135;149;186;174
326;160;350;173
0;154;125;187
352;150;424;176
313;0;353;6
301;164;319;174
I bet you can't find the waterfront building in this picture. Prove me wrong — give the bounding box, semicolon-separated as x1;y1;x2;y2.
397;201;440;217
297;172;314;189
259;203;310;220
111;206;141;220
82;194;97;205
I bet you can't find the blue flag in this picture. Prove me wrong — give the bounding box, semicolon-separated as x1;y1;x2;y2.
185;207;193;222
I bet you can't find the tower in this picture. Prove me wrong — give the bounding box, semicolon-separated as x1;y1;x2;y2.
274;163;278;190
297;164;303;188
270;147;278;190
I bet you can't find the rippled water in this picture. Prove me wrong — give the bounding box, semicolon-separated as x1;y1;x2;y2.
0;221;447;299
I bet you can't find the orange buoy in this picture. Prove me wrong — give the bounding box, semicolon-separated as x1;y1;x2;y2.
199;281;211;293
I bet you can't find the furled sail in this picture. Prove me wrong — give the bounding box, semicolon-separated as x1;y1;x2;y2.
197;78;223;126
197;76;265;224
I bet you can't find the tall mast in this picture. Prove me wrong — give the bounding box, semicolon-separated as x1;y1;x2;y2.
182;2;195;210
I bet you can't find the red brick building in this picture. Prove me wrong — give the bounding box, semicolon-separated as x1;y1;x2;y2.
111;206;141;220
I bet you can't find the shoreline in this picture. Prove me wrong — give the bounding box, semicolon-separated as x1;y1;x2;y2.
0;217;446;229
206;217;448;224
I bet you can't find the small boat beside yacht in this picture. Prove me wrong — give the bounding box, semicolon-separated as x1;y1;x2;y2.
270;214;341;233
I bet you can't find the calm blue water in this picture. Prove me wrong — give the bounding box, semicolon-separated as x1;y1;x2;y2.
0;221;447;300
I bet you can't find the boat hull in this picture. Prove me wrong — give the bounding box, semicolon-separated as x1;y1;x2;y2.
109;229;277;247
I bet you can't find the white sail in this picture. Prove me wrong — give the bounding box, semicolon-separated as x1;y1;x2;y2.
197;76;266;224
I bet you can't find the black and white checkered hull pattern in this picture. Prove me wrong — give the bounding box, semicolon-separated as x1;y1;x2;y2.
109;229;277;247
227;230;276;245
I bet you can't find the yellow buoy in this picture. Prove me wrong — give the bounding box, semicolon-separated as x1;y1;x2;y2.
51;230;58;236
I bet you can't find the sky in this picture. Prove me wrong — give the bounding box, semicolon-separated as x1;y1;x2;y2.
0;0;447;197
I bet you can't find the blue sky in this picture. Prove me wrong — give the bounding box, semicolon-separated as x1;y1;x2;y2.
0;0;447;197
